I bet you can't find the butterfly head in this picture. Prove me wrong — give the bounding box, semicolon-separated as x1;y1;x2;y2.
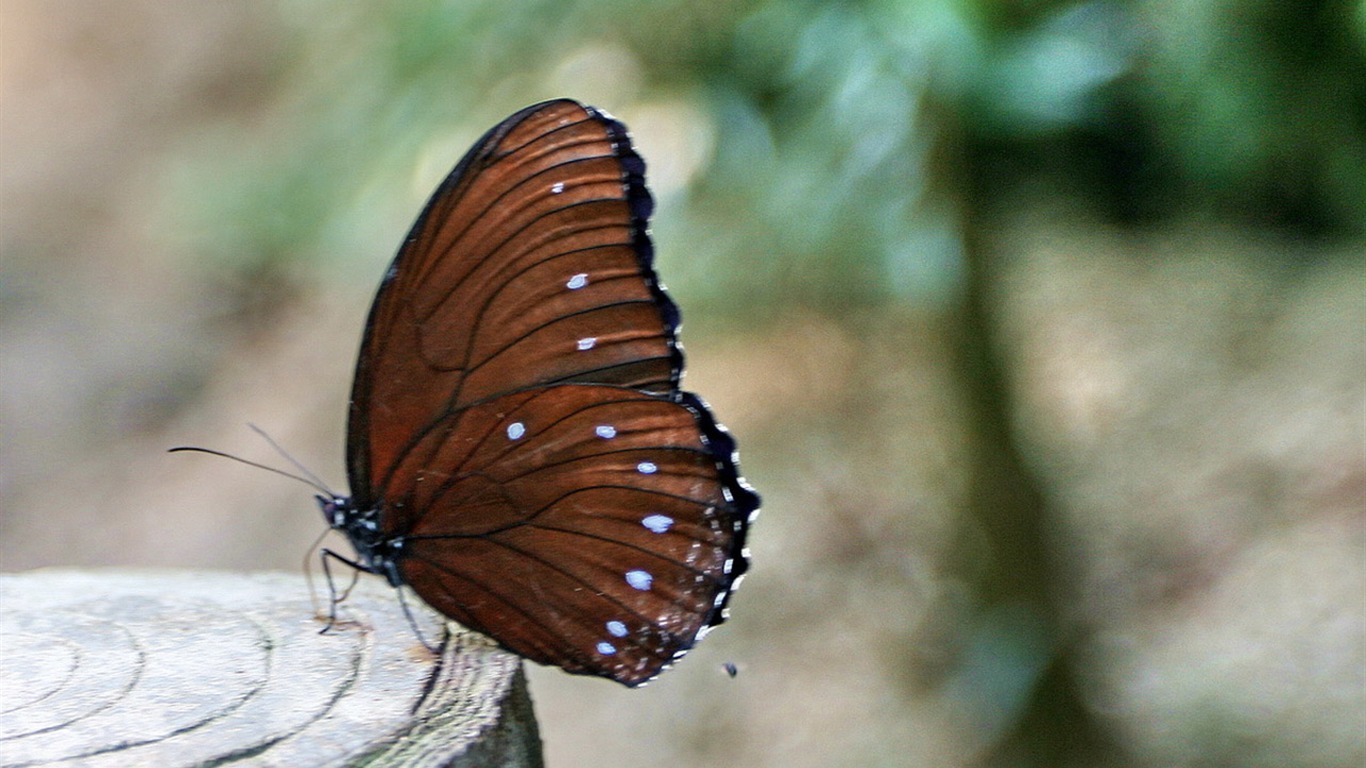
316;493;354;530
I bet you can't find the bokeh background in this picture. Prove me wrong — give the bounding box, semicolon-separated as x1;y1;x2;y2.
2;1;1362;766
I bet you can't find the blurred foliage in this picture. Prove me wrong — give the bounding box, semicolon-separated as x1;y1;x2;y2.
163;0;1364;315
1137;0;1365;231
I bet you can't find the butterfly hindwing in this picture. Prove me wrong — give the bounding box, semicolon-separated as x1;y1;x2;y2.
389;384;751;686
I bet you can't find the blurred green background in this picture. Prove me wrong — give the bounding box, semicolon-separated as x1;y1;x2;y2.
2;1;1362;766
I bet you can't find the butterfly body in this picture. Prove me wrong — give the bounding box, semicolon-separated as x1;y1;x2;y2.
330;99;757;687
318;494;404;588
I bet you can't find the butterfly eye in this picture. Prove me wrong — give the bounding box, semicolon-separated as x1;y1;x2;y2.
330;99;757;687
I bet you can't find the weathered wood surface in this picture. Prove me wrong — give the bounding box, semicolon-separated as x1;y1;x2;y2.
0;569;543;768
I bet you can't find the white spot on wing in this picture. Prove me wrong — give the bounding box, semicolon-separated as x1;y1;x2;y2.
577;337;597;351
506;422;525;440
596;641;617;655
641;514;674;533
637;461;658;475
551;181;565;194
566;273;588;290
606;620;628;637
625;569;653;591
595;425;617;439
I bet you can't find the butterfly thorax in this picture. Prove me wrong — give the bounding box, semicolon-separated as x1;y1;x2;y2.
316;494;405;588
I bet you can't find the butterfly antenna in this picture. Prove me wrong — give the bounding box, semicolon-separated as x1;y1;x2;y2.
168;433;334;497
246;423;336;497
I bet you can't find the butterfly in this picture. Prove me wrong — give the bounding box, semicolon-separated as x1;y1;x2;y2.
318;99;758;687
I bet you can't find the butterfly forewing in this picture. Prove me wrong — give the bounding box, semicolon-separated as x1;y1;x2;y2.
348;100;680;498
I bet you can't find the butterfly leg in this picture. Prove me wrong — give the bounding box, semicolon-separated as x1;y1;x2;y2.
319;547;440;655
393;585;440;654
318;547;366;634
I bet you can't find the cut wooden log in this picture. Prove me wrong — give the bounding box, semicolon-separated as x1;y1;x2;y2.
0;569;542;767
